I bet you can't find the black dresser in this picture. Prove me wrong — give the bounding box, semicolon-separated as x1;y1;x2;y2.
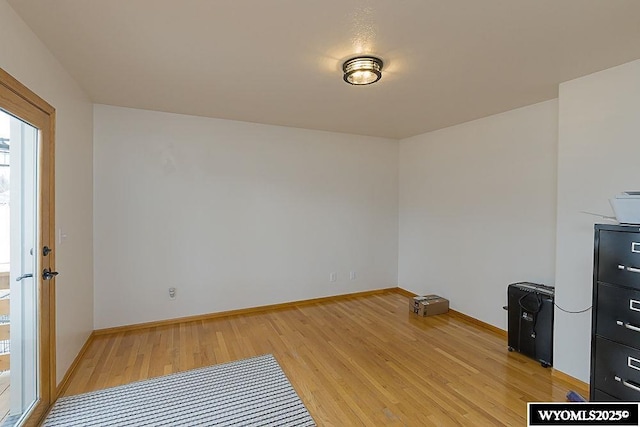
591;224;640;401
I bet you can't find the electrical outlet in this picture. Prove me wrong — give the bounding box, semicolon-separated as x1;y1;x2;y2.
350;271;356;280
329;272;337;282
168;287;176;299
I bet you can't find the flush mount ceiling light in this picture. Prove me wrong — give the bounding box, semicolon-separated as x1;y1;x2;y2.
342;56;383;85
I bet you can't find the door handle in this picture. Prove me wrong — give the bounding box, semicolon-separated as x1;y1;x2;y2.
16;273;33;282
42;268;58;280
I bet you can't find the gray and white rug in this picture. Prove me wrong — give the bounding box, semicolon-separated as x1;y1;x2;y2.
43;354;315;426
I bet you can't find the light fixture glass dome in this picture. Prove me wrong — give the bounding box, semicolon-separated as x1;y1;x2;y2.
342;56;383;85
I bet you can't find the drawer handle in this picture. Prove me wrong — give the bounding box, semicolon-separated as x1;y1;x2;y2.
617;264;640;274
629;357;640;372
633;242;640;253
631;299;640;312
614;376;640;394
616;320;640;332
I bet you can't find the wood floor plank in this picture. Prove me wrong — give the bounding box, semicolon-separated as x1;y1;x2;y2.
61;291;588;425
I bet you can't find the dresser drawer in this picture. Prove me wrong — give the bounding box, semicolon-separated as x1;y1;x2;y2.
596;282;640;347
593;336;640;400
592;389;621;401
597;230;640;290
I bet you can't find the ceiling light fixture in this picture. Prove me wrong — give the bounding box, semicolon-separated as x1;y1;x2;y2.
342;56;383;85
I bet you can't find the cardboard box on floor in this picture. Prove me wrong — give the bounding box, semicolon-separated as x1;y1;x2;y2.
409;295;449;316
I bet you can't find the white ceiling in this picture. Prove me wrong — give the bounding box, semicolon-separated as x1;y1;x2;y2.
8;0;640;139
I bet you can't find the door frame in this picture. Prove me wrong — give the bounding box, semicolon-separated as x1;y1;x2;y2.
0;68;56;426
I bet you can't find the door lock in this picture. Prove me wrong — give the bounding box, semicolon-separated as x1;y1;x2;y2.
43;246;52;256
42;268;58;280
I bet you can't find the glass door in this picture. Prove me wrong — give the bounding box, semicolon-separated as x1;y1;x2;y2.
0;112;39;425
0;69;56;427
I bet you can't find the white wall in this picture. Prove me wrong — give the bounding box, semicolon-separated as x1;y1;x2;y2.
554;59;640;382
0;0;93;384
93;105;398;329
398;100;558;329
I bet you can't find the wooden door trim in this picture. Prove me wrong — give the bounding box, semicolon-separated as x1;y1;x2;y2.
0;69;54;115
0;68;56;426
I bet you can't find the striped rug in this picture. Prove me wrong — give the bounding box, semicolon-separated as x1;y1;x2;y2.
43;354;315;426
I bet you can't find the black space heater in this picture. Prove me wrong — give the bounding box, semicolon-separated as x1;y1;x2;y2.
507;282;554;367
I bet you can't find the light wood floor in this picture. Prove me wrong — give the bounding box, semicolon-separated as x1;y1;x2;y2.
62;291;588;426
